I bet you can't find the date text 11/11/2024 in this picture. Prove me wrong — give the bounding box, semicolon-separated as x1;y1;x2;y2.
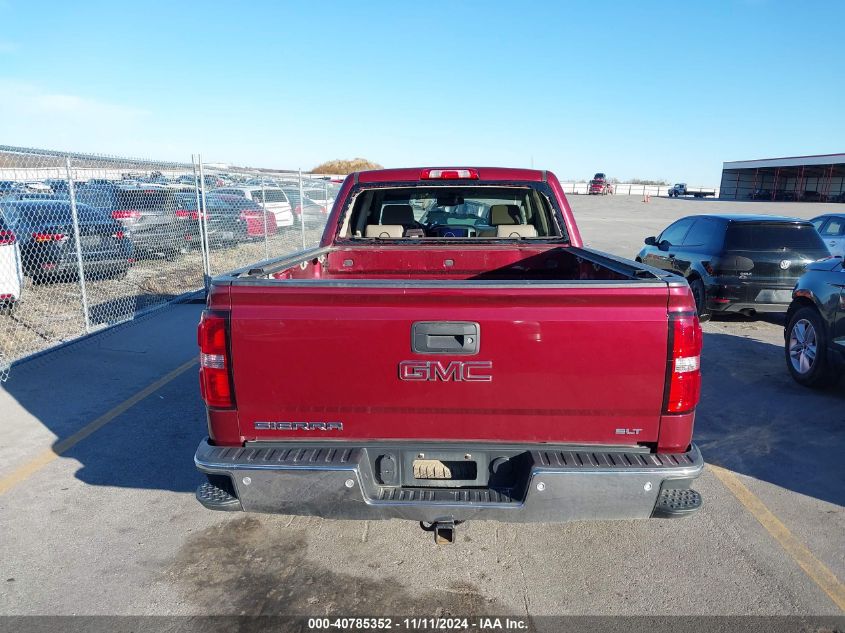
306;616;530;630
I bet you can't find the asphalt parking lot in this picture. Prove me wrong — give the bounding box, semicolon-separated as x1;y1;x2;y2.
0;195;843;623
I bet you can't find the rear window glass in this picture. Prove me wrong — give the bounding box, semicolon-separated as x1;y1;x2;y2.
725;223;826;251
345;185;563;240
262;190;287;203
115;190;175;209
2;202;111;226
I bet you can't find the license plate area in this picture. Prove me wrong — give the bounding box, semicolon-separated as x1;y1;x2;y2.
755;288;792;303
413;459;478;481
403;450;489;488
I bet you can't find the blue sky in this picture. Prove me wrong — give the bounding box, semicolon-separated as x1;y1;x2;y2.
0;0;842;183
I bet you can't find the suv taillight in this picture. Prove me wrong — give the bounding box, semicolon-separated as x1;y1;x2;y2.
198;310;234;409
664;313;702;414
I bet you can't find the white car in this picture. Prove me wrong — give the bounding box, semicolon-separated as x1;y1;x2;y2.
23;181;52;193
0;212;23;315
213;186;295;228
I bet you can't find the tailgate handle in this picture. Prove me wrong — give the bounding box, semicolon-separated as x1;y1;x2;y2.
412;322;479;355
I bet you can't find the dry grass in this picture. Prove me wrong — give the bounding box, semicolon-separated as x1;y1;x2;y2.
311;158;382;174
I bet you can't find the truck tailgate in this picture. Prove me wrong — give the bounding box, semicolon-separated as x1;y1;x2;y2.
228;284;670;444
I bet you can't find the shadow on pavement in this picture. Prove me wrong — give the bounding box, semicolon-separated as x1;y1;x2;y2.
0;302;205;494
88;292;182;324
697;331;845;507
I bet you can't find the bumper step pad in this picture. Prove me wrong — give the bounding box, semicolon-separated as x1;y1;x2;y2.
196;480;242;512
652;487;702;518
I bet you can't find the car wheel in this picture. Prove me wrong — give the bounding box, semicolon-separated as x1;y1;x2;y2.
785;306;836;388
689;278;710;323
0;301;18;317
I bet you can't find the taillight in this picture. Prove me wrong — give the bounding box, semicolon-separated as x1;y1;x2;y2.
112;230;125;239
33;232;66;243
420;168;479;180
198;311;234;409
293;204;302;215
0;229;16;245
112;210;141;220
175;210;192;218
664;314;702;414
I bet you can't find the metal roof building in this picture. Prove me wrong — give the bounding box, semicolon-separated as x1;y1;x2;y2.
719;153;845;202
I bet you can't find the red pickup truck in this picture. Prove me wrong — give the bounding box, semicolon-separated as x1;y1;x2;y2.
588;173;613;195
194;167;703;541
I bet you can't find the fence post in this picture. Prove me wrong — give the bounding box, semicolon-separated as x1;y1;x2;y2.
65;156;91;333
198;155;211;280
298;168;306;251
191;154;209;292
261;177;269;260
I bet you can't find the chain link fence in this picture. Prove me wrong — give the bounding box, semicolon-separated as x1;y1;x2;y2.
0;145;337;379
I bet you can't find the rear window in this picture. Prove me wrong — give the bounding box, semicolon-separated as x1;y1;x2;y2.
344;184;564;240
2;202;112;226
724;223;826;251
264;190;288;203
115;190;176;210
215;189;246;198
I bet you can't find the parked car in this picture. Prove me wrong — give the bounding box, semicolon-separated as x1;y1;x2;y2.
304;186;338;211
173;193;277;249
0;211;23;315
280;187;328;227
749;189;772;200
784;258;845;387
637;214;830;320
0;200;134;283
830;191;845;203
800;190;824;202
75;183;183;260
193;166;705;538
212;186;295;229
809;214;845;258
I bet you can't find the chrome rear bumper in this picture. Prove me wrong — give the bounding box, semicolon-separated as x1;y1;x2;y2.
194;439;704;523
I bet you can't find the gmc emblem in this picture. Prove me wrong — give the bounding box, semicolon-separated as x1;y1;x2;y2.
398;360;493;382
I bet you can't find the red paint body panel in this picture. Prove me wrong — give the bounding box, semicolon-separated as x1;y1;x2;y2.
206;168;699;452
225;283;671;444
